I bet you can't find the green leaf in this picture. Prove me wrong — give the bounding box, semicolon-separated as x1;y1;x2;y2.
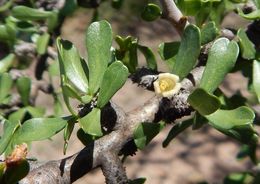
12;6;53;21
237;29;256;60
253;0;260;8
16;21;38;32
192;112;208;130
0;0;13;12
57;38;89;93
14;117;68;144
158;42;179;71
141;3;162;21
47;11;58;31
62;82;82;101
8;107;44;124
206;106;258;145
48;60;60;76
79;108;103;137
201;21;219;45
54;95;63;116
61;77;77;116
162;120;193;147
188;88;221;115
129;178;146;184
63;119;75;154
97;61;128;108
16;77;31;106
0;54;15;73
158;42;180;60
138;45;157;70
26;106;45;118
238;8;260;20
176;0;202;16
253;60;260;103
200;38;239;93
86;20;112;95
134;122;165;150
8;108;27;123
115;36;138;73
124;40;138;73
224;173;253;184
4;159;30;184
0;24;16;43
36;33;50;55
60;0;77;16
0;73;13;104
0;120;19;155
172;24;201;79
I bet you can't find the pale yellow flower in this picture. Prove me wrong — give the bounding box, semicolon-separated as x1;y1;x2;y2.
153;73;181;97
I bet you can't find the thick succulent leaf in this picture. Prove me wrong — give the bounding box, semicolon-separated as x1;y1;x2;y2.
57;38;88;93
0;120;19;155
0;54;15;73
79;108;103;137
16;77;31;106
238;8;260;20
63;120;75;154
188;88;221;115
124;41;138;73
26;106;45;118
0;0;13;12
162;120;192;147
8;108;26;123
16;21;38;32
200;38;239;93
61;77;77;116
12;6;53;21
158;42;180;60
138;45;157;70
62;83;82;101
60;0;77;16
224;173;254;184
192;112;208;130
97;61;128;108
0;25;16;42
13;117;68;144
141;3;162;21
253;60;260;103
134;122;165;150
201;21;219;45
253;0;260;8
176;0;202;15
237;29;256;60
0;73;13;103
172;24;201;79
36;33;50;55
86;20;112;95
8;107;45;123
206;106;258;145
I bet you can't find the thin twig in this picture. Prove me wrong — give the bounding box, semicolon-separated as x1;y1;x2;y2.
159;0;189;34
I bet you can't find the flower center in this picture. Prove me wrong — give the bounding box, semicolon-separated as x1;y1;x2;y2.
159;78;175;92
